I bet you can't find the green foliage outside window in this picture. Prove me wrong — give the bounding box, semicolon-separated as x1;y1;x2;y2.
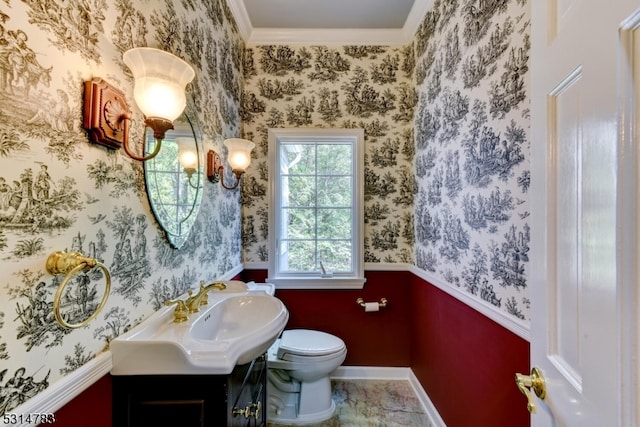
279;142;354;273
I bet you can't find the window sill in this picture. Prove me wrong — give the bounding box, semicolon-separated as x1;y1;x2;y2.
266;277;366;289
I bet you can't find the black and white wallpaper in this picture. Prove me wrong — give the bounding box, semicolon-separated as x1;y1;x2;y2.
241;45;416;264
0;0;244;415
241;1;530;321
0;0;531;414
413;0;530;320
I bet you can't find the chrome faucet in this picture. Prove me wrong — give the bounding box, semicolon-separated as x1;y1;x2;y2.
185;280;227;313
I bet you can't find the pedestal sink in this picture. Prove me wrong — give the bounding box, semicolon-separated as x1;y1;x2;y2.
110;286;288;375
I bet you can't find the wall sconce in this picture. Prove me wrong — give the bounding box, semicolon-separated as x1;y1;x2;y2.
121;47;195;161
207;138;255;190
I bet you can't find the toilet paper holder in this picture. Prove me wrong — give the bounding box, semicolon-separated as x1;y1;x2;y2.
356;297;388;311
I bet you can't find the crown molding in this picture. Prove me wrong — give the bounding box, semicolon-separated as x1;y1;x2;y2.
226;0;434;45
226;0;253;42
247;28;408;46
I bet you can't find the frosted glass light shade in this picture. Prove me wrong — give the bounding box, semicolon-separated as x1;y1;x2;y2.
176;137;198;171
123;47;195;122
224;138;255;171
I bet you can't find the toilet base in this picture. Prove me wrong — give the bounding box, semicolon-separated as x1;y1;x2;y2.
267;398;336;425
267;375;337;425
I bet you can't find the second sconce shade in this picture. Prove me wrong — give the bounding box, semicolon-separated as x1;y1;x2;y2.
175;137;198;179
207;138;255;190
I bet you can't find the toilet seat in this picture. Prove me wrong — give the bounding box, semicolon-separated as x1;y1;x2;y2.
277;329;345;360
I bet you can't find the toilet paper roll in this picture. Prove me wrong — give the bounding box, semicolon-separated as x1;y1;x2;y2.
364;302;379;312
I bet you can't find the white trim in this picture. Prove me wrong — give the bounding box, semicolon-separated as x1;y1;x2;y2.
245;261;412;271
243;262;531;341
225;262;245;281
403;0;434;42
227;0;435;45
365;261;413;271
9;352;112;427
331;365;411;380
409;265;530;341
267;128;365;288
267;277;366;289
244;261;269;270
618;13;640;427
225;0;252;41
247;28;409;46
331;366;445;427
408;369;447;427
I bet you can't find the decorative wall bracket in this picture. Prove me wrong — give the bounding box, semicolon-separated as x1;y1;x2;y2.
83;77;131;150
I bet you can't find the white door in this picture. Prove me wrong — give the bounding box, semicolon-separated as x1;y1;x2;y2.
528;0;640;426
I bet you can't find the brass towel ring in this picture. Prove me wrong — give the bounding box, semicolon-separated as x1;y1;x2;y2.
46;251;111;329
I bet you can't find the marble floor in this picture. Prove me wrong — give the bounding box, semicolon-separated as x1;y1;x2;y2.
267;379;433;427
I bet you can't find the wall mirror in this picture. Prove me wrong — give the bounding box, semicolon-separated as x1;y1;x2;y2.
143;99;204;249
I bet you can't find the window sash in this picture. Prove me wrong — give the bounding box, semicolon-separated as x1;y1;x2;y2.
268;128;365;289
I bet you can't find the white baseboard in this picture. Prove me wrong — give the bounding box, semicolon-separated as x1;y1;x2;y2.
331;365;412;380
331;366;446;427
408;369;447;427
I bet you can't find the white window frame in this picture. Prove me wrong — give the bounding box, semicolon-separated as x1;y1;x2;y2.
267;128;365;289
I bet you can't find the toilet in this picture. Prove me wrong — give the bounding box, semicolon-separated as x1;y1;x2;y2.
267;329;347;424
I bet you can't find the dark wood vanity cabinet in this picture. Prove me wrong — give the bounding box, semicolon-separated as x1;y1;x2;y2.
112;354;267;427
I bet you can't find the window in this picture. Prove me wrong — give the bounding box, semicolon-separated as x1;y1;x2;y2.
268;128;365;289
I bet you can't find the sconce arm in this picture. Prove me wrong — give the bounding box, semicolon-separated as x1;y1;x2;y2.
220;170;243;190
122;137;160;161
121;117;174;161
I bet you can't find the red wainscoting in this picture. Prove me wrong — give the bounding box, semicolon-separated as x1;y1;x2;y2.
53;374;111;427
243;270;413;366
410;274;531;427
52;269;530;427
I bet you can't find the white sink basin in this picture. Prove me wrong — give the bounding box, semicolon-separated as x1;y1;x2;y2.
110;290;288;375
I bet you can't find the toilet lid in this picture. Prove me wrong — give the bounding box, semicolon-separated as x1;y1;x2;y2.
277;329;345;359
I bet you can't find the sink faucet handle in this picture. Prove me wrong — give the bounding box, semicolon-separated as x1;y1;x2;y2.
164;298;189;323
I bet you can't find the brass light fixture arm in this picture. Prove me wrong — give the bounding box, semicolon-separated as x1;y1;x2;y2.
46;251;111;329
207;150;243;190
122;117;174;161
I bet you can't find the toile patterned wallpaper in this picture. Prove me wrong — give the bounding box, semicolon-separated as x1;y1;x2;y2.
241;1;530;321
0;0;244;415
241;45;416;264
413;0;531;320
0;0;531;415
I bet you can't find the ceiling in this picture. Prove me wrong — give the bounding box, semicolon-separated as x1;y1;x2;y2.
226;0;433;45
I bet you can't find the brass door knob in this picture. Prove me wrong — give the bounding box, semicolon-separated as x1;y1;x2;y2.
515;367;547;413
